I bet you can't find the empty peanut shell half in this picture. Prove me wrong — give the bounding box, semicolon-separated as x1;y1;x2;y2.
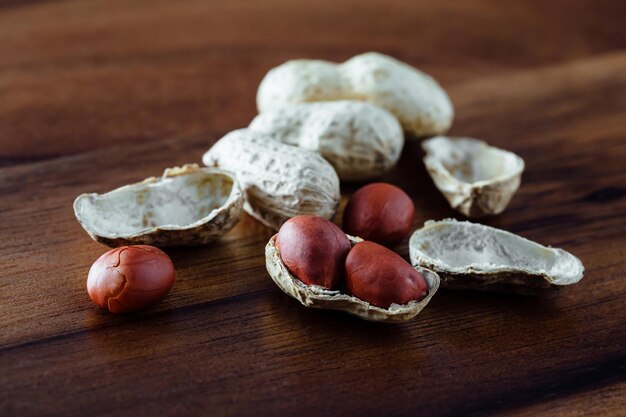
409;219;584;294
203;129;341;230
257;52;453;137
266;234;440;322
74;164;243;247
249;100;404;181
422;136;524;217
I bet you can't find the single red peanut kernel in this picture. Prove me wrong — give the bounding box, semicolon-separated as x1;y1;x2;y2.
276;215;351;289
345;241;428;308
343;182;415;246
87;245;175;313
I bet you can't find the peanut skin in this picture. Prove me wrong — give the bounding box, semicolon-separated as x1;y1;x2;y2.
343;182;415;246
276;215;351;289
345;241;428;308
87;245;175;313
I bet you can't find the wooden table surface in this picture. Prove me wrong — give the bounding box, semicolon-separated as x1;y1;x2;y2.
1;1;625;416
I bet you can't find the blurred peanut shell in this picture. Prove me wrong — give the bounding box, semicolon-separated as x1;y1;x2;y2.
257;52;453;137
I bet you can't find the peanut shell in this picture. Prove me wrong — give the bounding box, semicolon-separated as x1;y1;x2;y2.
422;136;525;217
73;164;243;247
249;100;404;181
266;234;440;323
257;52;453;136
409;219;585;294
203;129;341;230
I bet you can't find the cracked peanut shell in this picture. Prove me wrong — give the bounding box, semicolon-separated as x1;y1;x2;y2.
422;136;525;217
73;164;243;247
409;219;584;294
266;234;440;322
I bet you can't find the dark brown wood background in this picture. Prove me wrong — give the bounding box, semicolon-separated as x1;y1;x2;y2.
1;1;625;416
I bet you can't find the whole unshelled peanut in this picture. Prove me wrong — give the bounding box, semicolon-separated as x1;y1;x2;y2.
345;241;428;308
276;215;351;289
343;183;415;246
87;245;175;313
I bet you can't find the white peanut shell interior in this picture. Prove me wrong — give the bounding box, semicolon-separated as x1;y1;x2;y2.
422;136;525;217
73;165;243;247
249;100;404;181
266;234;440;323
409;219;584;292
257;52;453;137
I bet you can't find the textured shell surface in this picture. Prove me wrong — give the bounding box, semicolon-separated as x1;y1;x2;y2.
256;52;453;137
73;164;244;247
265;234;440;322
202;129;341;230
409;219;584;294
249;100;404;181
422;136;525;217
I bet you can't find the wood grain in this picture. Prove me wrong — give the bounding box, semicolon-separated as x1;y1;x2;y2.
1;0;625;165
1;1;625;416
504;382;626;417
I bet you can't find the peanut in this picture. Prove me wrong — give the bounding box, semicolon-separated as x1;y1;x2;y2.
343;182;415;246
87;245;175;313
276;215;351;289
203;129;340;230
249;100;404;181
345;241;428;308
257;52;453;136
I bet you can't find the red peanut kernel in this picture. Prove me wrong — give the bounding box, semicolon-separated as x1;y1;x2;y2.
343;182;415;246
345;241;428;308
87;245;175;313
276;215;351;289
